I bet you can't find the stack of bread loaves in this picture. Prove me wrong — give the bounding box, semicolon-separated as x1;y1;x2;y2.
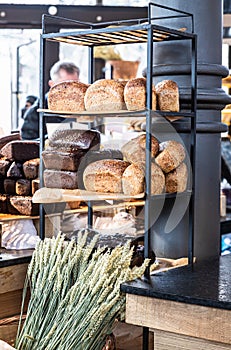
42;129;100;189
0;138;40;215
83;134;188;195
47;78;179;113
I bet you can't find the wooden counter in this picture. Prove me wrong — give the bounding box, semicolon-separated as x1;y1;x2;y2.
121;255;231;349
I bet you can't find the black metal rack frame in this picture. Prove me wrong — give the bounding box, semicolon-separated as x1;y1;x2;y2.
39;4;197;348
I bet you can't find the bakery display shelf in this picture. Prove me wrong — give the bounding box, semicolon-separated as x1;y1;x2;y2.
38;108;195;119
0;213;40;222
32;187;145;204
42;19;194;47
32;188;191;204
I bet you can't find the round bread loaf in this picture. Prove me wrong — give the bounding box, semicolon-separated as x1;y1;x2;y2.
48;80;88;112
165;162;188;193
155;79;179;112
121;133;159;164
122;163;144;195
84;79;126;111
150;162;165;195
83;159;130;193
155;140;186;173
124;77;157;111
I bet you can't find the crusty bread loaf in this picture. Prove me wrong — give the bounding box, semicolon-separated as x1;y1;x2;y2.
121;133;159;164
165;162;188;193
155;140;186;173
83;159;130;193
42;150;84;172
155;80;179;112
124;77;157;111
48;80;89;112
84;79;126;111
7;195;39;216
122;163;144;195
16;179;31;196
150;162;165;195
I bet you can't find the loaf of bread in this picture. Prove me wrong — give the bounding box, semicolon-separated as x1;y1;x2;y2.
122;163;144;195
0;140;39;162
48;80;89;112
4;178;16;194
124;77;157;111
16;179;31;196
121;133;159;164
44;169;78;189
32;178;40;194
155;140;186;173
155;80;179;112
23;158;40;179
7;196;39;216
0;132;21;150
0;158;10;176
165;162;188;193
83;159;130;193
150;162;165;195
84;79;126;111
48;129;100;152
42;150;84;172
78;149;123;189
0;194;8;213
6;161;23;178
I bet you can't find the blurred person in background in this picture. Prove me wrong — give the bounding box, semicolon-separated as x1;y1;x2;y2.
20;61;80;140
21;95;38;119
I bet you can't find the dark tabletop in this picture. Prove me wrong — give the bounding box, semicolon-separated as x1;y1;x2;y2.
121;254;231;310
0;248;33;268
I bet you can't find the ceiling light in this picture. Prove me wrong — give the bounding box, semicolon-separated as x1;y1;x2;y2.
48;6;57;16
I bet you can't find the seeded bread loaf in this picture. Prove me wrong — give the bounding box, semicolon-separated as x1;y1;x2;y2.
84;79;126;111
124;77;157;111
83;159;130;193
155;79;179;112
7;195;39;216
122;161;165;196
42;150;84;172
122;163;144;195
16;179;31;196
155;140;186;173
165;162;188;193
121;134;159;164
48;80;89;112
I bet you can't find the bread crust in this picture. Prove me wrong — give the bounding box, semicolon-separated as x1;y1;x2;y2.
122;163;144;195
84;79;126;111
83;159;130;193
124;77;157;111
165;162;188;193
121;134;159;164
155;79;179;112
155;140;186;173
48;80;88;112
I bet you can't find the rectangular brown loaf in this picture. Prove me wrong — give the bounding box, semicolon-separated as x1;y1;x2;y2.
23;158;40;179
0;140;39;162
44;169;78;189
42;150;84;172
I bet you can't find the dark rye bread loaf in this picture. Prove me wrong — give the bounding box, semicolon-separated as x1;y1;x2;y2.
4;178;16;194
6;161;23;178
0;194;8;213
23;158;40;179
44;169;78;189
0;140;39;162
42;149;84;172
48;129;100;152
7;195;39;216
16;179;31;196
0;157;10;176
0;132;21;150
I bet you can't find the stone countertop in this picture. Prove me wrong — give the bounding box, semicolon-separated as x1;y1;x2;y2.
121;254;231;310
0;248;33;268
